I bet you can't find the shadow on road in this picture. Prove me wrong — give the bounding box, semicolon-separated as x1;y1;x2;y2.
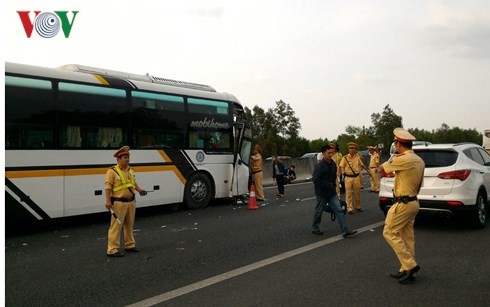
414;214;480;232
5;198;238;237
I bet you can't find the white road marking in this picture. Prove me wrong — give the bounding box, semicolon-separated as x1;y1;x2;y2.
126;221;385;307
298;196;316;202
264;181;312;189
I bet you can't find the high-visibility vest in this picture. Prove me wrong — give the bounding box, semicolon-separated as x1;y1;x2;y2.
333;153;343;165
112;165;136;192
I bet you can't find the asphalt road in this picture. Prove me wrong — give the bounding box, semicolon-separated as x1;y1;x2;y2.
5;180;490;306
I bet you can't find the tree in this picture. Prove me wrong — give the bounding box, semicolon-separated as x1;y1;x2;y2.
309;138;329;152
272;100;302;156
432;124;480;144
336;133;356;153
273;100;301;140
407;127;433;143
247;102;481;159
245;105;274;142
245;100;301;158
287;136;310;157
345;125;362;138
371;104;403;151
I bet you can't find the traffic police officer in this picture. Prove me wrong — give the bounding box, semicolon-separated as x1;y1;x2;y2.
105;146;146;257
250;145;265;201
329;143;343;197
381;128;425;284
339;142;369;214
367;146;380;192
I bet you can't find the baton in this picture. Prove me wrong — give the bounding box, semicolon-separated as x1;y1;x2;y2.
110;207;122;224
140;189;157;195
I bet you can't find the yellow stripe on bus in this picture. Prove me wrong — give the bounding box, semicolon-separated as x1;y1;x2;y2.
158;150;172;163
133;165;186;185
65;168;108;176
93;74;110;85
6;169;65;178
6;165;186;185
154;150;186;184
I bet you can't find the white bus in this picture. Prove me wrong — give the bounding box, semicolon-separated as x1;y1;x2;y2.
483;129;490;153
5;62;252;224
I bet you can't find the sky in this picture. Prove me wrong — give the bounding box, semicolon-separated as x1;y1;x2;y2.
3;0;490;141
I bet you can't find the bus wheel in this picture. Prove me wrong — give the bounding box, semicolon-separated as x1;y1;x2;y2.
184;173;212;209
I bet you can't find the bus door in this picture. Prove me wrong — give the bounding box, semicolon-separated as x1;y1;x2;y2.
232;124;252;197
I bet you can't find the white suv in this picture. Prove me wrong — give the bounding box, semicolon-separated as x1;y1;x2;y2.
389;140;432;156
379;143;490;228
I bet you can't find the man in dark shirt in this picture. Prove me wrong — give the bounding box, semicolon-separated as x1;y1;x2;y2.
312;144;358;238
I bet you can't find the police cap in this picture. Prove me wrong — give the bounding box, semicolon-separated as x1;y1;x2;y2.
393;128;416;143
113;146;130;158
347;142;358;149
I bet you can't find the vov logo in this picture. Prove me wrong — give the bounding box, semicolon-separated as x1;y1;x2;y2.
17;11;79;38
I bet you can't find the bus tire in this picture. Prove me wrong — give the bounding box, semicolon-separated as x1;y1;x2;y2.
184;173;213;209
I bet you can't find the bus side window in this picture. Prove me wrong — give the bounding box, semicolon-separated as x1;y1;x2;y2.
6;76;55;149
187;98;229;115
58;82;128;149
97;127;123;148
66;126;82;147
189;131;203;148
188;131;231;149
133;128;185;149
135;133;156;148
131;91;186;149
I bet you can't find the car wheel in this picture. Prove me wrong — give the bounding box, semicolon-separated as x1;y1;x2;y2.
468;191;487;229
184;173;213;210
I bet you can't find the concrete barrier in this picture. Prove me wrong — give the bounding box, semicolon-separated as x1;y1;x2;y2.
262;157;316;186
261;157;371;187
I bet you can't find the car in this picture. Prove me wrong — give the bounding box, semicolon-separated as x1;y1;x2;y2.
379;143;490;228
265;155;292;161
299;152;319;159
358;150;370;166
389;140;432;156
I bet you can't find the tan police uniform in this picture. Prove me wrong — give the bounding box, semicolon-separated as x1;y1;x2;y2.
357;152;364;188
250;145;265;201
382;128;425;273
105;146;141;255
330;143;343;197
368;146;380;192
339;142;366;212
